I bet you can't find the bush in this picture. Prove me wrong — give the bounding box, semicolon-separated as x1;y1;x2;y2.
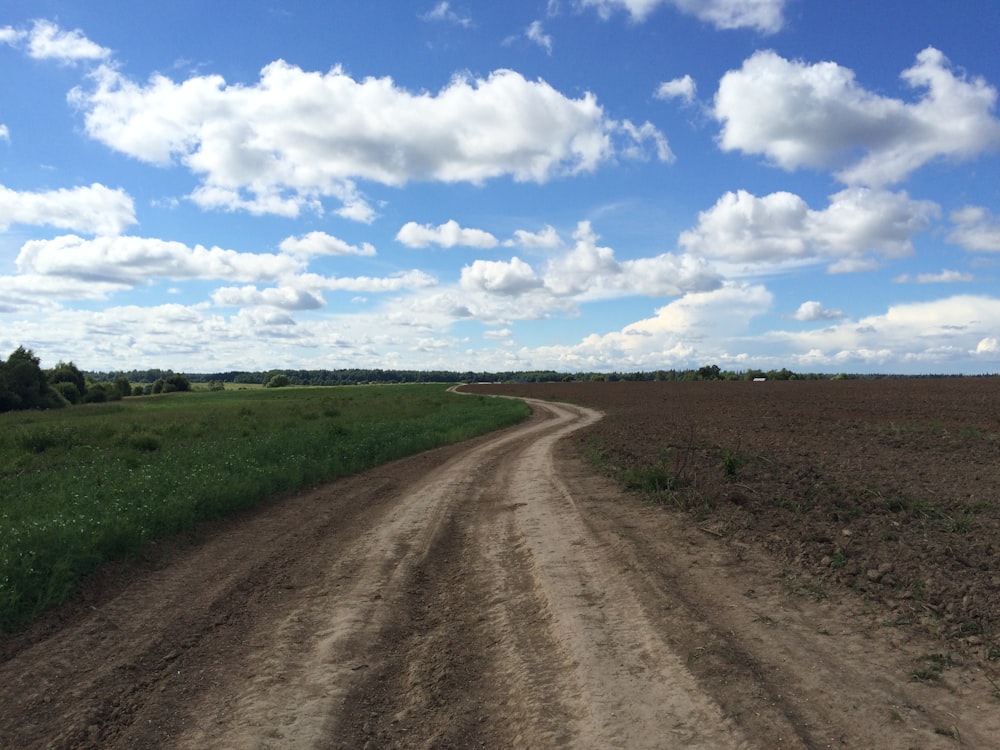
50;381;81;404
48;361;86;403
265;374;291;388
84;382;122;403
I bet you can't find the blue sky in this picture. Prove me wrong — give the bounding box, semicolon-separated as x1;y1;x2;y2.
2;1;999;374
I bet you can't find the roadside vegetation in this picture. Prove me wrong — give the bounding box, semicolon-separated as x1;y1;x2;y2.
0;384;530;631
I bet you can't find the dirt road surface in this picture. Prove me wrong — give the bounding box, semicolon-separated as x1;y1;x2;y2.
2;396;997;748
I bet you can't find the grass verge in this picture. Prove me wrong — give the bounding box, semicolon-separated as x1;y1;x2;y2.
0;384;529;631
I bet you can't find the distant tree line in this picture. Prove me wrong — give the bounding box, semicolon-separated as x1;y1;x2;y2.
183;365;990;385
1;345;992;415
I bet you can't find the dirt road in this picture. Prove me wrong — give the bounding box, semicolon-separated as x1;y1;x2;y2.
2;396;997;748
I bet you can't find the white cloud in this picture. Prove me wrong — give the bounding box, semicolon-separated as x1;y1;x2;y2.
290;270;438;293
422;2;472;27
212;285;325;310
71;62;667;218
0;27;26;46
892;269;975;284
484;328;513;340
525;282;773;371
768;295;1000;368
382;220;721;335
526;21;553;54
714;48;1000;186
976;336;999;355
655;75;697;104
581;0;787;32
279;231;376;257
0;272;131;306
792;301;844;321
16;235;302;286
947;205;1000;252
678;187;939;272
543;221;721;299
461;257;543;295
15;19;111;63
334;195;378;224
396;219;499;249
504;224;563;249
542;222;619;296
615;119;674;162
0;124;8;142
0;183;136;235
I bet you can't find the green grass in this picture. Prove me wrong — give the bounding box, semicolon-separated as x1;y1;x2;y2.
0;385;529;631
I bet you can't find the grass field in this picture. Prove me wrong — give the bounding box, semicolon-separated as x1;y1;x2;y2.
0;385;530;631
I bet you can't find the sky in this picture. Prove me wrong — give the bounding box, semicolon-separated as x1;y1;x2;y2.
2;1;1000;375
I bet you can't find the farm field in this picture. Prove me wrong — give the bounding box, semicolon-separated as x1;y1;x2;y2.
1;379;999;748
467;378;1000;663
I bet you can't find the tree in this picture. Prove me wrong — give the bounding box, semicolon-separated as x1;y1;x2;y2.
114;375;132;398
166;373;191;392
48;361;86;404
0;346;55;412
696;364;722;381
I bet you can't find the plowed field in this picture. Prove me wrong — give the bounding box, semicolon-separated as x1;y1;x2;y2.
466;378;1000;668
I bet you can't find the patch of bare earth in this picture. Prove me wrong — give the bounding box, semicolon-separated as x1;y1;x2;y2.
2;381;998;748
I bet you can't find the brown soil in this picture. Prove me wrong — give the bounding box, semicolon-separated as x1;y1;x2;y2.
2;381;999;748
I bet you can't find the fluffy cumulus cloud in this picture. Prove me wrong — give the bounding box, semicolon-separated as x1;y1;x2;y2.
279;231;376;257
212;285;325;311
461;257;543;295
504;225;563;249
525;290;1000;374
539;221;720;299
456;221;720;309
679;188;939;272
0;183;136;235
526;282;773;371
396;219;499;249
769;295;1000;369
70;62;668;219
16;235;302;287
715;48;1000;186
1;20;110;63
947;206;1000;252
792;301;844;321
581;0;787;32
655;75;697;105
0;27;22;46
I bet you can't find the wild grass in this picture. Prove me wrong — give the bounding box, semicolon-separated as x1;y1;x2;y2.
0;384;529;631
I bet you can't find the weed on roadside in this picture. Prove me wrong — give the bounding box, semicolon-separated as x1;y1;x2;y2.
911;653;955;683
